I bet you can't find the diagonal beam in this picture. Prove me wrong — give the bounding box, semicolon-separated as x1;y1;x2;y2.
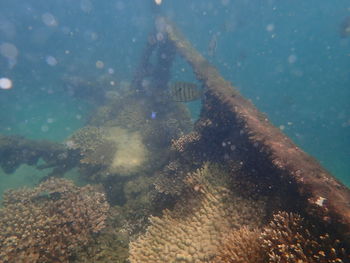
158;16;350;245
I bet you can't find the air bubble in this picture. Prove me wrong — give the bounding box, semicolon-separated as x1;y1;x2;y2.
96;60;104;69
266;23;275;32
42;13;58;27
46;55;57;66
0;78;13;90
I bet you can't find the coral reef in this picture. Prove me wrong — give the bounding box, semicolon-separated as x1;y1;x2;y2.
73;207;130;263
212;211;350;263
73;176;157;263
213;226;264;263
67;125;149;178
129;163;267;262
171;131;201;153
130;161;350;263
0;178;109;263
66;126;115;167
261;211;350;263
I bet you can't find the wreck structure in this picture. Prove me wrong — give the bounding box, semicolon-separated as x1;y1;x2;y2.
0;16;349;262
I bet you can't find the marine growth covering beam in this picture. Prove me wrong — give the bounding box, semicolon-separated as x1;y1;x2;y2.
158;16;350;245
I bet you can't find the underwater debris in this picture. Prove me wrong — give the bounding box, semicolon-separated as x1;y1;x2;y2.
62;73;119;104
160;16;350;245
0;178;109;263
0;134;78;176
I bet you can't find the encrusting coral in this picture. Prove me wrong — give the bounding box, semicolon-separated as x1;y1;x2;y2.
129;163;267;262
0;177;109;263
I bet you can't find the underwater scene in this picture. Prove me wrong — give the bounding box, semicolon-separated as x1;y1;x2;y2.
0;0;350;262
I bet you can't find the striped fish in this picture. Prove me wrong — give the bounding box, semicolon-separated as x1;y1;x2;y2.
169;82;202;102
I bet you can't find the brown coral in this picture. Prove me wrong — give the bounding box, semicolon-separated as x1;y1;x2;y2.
261;211;350;263
66;126;115;167
0;178;109;263
171;131;201;153
212;226;264;263
129;163;267;262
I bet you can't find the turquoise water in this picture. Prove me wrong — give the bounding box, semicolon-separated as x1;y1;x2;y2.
0;0;349;197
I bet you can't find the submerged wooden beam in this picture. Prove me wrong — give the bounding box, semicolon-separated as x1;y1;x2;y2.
0;135;79;177
159;17;350;244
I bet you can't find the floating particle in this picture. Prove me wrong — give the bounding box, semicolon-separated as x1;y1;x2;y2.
96;60;104;69
42;13;58;27
156;32;164;41
45;55;57;66
279;125;285;130
61;26;71;35
288;54;297;64
0;20;16;39
108;68;114;74
80;0;93;13
155;0;162;5
84;30;98;41
115;1;125;11
76;114;82;120
0;77;13;90
0;42;18;59
151;111;157;119
221;0;230;6
266;23;275;32
65;140;76;149
41;125;49;132
47;118;54;123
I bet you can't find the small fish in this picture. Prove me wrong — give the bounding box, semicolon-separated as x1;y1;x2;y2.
169;81;202;102
151;111;157;119
208;33;218;57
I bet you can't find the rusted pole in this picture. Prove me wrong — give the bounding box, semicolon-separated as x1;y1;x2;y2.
131;33;158;91
159;17;350;245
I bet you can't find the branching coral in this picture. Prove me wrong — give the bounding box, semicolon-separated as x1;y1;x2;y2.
171;131;201;153
261;211;350;263
0;178;109;263
212;226;264;263
66;126;115;167
129;163;267;262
